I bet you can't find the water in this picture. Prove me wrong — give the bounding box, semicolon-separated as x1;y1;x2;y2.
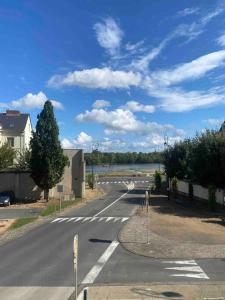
86;163;164;174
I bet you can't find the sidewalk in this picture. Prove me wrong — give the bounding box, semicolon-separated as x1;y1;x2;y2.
78;284;225;300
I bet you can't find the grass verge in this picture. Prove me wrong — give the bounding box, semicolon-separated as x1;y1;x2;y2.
40;198;82;217
9;217;38;230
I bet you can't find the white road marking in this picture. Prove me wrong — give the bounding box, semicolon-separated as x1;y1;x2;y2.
163;260;197;265
166;266;204;272
163;260;209;279
51;218;61;223
75;217;83;222
82;240;119;284
51;216;130;224
171;273;209;279
93;188;133;217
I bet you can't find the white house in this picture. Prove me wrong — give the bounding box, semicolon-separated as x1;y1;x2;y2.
0;110;32;153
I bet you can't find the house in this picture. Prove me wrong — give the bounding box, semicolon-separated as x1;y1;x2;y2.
0;110;32;153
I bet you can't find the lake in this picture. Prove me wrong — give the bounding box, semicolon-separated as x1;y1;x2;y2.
86;163;164;174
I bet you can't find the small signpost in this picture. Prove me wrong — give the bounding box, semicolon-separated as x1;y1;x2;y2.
73;234;78;300
57;185;64;212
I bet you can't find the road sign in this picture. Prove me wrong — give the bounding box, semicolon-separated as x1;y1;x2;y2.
73;234;78;300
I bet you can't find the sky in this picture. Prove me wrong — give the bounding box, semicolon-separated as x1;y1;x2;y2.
1;0;225;152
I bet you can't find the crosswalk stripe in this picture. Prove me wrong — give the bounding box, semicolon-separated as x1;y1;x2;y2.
51;216;130;224
163;260;209;279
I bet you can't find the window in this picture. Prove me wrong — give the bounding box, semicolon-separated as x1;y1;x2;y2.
7;137;14;147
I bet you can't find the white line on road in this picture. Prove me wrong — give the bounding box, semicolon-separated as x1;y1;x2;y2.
163;260;197;265
171;273;209;279
82;240;119;284
93;189;133;217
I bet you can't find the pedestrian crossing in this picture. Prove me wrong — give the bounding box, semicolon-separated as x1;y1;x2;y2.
162;260;209;279
51;216;129;224
97;180;150;185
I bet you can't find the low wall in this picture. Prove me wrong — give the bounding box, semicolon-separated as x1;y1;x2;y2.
0;149;85;202
176;180;224;205
0;171;42;201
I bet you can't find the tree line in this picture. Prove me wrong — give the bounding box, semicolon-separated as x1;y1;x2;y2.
85;150;164;165
163;130;225;188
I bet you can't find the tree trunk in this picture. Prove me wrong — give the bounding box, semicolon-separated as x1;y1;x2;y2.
44;189;49;202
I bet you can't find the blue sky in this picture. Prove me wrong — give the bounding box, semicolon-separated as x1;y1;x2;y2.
1;0;225;152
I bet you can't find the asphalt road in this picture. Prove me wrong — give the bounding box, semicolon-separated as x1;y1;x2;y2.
0;208;42;219
0;176;224;300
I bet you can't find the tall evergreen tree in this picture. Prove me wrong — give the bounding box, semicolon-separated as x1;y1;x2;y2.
30;101;68;201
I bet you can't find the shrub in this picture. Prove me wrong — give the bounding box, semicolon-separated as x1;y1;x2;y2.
154;170;162;192
171;177;178;192
87;173;94;189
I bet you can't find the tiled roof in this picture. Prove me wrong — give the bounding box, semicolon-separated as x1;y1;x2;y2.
0;112;29;131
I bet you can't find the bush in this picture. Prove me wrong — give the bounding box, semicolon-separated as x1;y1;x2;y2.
87;173;94;189
171;177;178;192
154;170;162;192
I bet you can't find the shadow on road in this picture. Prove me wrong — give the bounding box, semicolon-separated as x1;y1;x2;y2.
89;238;112;243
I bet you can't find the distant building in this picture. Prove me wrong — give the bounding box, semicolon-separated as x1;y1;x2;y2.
0;110;32;153
219;121;225;132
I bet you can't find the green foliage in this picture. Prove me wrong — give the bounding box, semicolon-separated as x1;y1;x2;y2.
0;144;16;170
208;185;216;211
154;170;162;192
164;130;225;188
85;151;163;165
30;101;68;200
40;199;81;217
171;177;178;192
16;149;31;170
86;173;94;189
10;217;37;230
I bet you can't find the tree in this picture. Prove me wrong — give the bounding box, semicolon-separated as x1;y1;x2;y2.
16;149;31;170
154;170;162;192
0;144;16;170
30;101;68;201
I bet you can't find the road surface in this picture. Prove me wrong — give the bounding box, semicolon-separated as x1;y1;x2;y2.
0;177;224;299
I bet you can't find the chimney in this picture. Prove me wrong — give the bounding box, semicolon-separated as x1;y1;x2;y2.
6;110;21;116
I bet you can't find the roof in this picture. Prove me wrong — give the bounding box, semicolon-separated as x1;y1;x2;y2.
0;111;30;131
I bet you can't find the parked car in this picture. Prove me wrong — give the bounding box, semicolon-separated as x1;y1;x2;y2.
0;191;15;207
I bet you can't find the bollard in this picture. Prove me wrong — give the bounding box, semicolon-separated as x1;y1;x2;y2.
83;288;88;300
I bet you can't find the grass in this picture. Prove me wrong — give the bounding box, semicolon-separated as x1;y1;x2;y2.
9;217;38;230
40;198;82;217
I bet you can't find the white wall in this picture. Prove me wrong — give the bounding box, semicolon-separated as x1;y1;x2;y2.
176;180;224;205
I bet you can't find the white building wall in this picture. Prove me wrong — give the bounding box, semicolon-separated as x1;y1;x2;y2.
24;117;32;149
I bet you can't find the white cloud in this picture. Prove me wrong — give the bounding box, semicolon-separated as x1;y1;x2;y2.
147;86;225;112
123;101;155;113
11;91;63;110
74;131;93;145
146;50;225;87
203;118;224;126
47;67;141;89
94;17;123;57
62;132;93;150
177;7;200;17
217;33;225;46
76;107;184;138
92;100;111;109
61;138;74;149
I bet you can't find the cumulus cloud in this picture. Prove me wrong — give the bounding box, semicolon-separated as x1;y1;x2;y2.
92;100;111;108
47;68;141;89
75;107;184;138
217;33;225;46
122;101;155;113
61;132;93;150
11;91;63;110
94;17;123;57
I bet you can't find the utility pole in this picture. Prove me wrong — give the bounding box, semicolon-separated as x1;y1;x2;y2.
91;141;100;190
